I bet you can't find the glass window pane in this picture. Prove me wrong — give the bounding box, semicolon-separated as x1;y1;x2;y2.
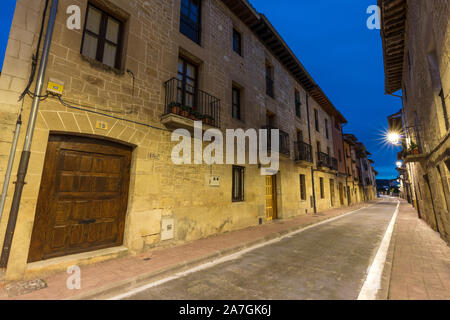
82;33;98;59
106;18;120;43
86;6;102;34
103;43;117;68
186;63;196;79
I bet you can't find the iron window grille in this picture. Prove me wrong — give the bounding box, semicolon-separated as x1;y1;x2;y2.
294;141;313;163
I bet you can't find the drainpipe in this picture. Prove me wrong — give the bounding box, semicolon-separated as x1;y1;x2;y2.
0;116;22;221
0;0;58;269
306;94;317;214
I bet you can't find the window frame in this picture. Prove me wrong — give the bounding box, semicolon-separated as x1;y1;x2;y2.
320;177;325;199
299;174;306;201
295;89;301;118
232;166;245;202
232;86;241;120
314;109;319;132
232;28;242;56
81;2;124;70
177;57;198;109
180;0;202;45
325;118;329;139
266;63;274;98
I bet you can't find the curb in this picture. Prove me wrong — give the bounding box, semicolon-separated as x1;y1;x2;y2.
376;211;398;300
70;203;374;300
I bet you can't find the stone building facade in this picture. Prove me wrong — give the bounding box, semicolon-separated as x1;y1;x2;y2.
380;0;450;242
0;0;375;280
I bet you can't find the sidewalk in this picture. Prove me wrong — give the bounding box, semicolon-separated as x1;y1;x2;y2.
387;202;450;300
0;202;374;300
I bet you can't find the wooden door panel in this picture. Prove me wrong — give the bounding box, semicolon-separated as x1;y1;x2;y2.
28;134;132;263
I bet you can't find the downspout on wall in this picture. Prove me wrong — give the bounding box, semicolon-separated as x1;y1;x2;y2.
306;94;317;214
0;116;22;222
0;0;59;269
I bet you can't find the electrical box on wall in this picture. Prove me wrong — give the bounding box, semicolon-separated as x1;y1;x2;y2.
47;78;64;95
209;176;220;187
161;218;174;241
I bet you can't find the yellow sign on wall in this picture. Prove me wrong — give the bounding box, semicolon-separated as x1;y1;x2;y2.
96;121;108;130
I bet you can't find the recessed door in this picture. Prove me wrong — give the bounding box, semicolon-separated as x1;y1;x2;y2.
266;175;277;221
28;134;132;263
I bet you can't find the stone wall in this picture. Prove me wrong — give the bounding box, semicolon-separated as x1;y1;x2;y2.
402;0;450;242
0;0;368;280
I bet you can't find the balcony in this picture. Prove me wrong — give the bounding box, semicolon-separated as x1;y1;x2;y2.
262;125;290;156
294;141;313;166
403;127;426;164
331;157;338;171
162;78;220;130
317;152;330;169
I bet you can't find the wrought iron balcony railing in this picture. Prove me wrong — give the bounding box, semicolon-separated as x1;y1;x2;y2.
294;141;313;163
331;157;338;171
317;152;330;168
262;125;290;156
164;78;220;127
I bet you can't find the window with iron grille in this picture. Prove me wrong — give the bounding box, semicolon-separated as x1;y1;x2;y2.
295;89;301;118
232;86;241;120
232;166;245;202
180;0;201;44
233;28;242;56
320;177;325;199
299;174;306;201
81;3;124;69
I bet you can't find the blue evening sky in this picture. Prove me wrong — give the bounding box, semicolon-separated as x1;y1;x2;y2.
0;0;16;71
0;0;401;179
251;0;402;179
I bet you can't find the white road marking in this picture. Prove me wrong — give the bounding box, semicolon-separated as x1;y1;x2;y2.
109;202;381;300
358;200;400;300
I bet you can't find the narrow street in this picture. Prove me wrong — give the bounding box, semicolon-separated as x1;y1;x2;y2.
117;199;398;300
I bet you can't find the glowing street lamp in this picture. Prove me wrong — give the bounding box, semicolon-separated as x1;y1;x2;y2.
387;132;401;145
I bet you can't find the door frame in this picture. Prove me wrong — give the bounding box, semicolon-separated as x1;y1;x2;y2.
266;174;278;221
27;132;135;263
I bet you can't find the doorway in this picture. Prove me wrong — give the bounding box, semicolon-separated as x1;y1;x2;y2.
266;175;277;221
28;134;132;262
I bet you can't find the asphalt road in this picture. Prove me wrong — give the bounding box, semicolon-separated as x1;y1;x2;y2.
122;199;397;300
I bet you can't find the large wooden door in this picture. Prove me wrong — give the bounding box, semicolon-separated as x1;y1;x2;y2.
28;134;132;263
266;175;277;221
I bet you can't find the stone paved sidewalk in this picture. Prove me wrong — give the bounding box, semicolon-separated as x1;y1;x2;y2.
388;202;450;300
0;202;374;300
